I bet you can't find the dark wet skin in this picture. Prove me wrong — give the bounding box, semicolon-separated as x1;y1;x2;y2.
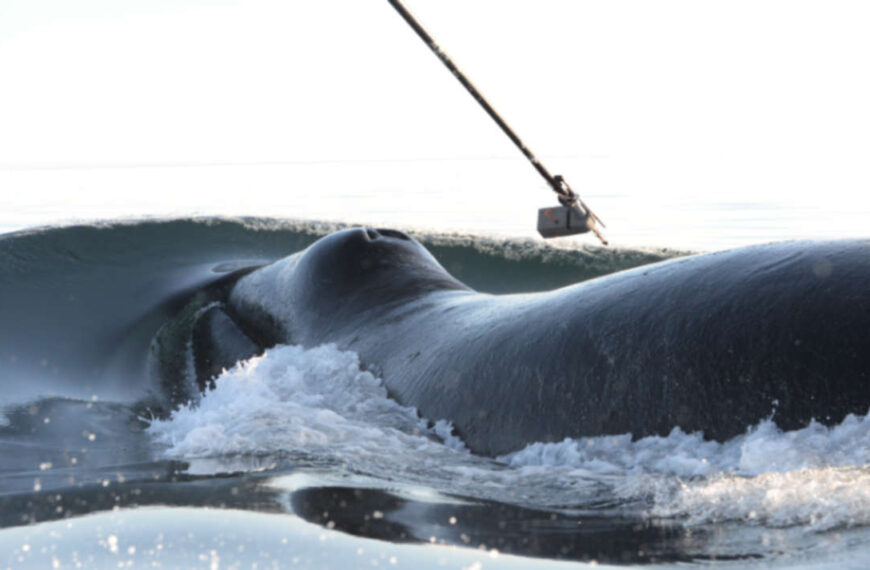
225;229;870;456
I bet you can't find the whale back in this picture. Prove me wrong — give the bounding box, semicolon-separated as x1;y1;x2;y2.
330;239;870;455
225;231;870;456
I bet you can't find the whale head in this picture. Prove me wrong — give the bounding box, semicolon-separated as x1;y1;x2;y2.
229;228;469;345
291;227;469;310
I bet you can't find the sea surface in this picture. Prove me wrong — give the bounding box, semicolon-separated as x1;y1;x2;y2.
3;159;870;252
1;214;870;569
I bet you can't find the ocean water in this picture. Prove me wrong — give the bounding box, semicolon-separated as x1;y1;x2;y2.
1;215;870;569
2;160;869;252
4;0;870;564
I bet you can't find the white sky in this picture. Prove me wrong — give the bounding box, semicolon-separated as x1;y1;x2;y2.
1;0;868;248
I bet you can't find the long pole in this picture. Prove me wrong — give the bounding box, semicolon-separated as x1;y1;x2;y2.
386;0;606;242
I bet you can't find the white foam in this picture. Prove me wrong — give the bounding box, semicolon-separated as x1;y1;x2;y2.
502;415;870;531
502;414;870;476
432;419;468;452
147;342;870;532
501;429;729;477
642;466;870;531
146;344;471;471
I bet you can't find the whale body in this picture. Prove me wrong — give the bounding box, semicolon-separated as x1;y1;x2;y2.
176;228;870;456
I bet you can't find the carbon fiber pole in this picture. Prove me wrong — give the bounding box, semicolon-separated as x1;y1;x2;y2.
386;0;606;243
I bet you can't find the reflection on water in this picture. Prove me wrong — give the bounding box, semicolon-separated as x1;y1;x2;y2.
5;453;865;568
0;462;740;565
290;485;700;564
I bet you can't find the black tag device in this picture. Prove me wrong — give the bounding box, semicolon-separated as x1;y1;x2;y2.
537;205;592;238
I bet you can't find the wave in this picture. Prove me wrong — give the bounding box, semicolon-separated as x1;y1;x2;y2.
0;216;683;408
0;215;686;292
147;342;870;534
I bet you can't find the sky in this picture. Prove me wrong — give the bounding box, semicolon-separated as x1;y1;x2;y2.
1;0;868;248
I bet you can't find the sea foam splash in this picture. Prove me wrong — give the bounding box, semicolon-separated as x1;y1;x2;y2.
146;344;469;465
147;343;870;532
502;414;870;477
504;424;870;531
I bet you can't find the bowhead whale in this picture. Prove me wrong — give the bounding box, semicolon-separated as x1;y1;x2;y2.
164;228;870;456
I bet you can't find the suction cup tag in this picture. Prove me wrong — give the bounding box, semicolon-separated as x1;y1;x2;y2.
537;205;592;238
